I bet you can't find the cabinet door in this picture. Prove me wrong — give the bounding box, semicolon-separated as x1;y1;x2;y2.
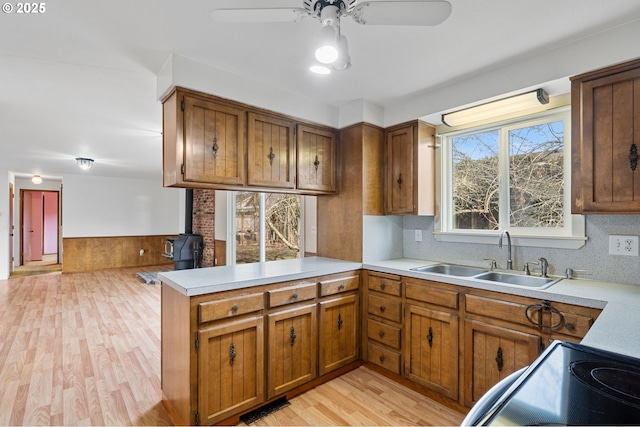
247;112;296;189
297;124;337;193
267;304;317;399
198;316;264;425
319;294;359;376
404;305;458;399
183;95;246;186
574;65;640;213
464;319;540;407
386;125;415;214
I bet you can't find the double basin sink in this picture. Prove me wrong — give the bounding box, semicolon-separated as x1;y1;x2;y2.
410;263;562;289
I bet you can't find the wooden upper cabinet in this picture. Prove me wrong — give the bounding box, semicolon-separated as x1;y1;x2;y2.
385;120;436;215
571;58;640;213
297;125;337;194
163;88;246;188
247;112;296;189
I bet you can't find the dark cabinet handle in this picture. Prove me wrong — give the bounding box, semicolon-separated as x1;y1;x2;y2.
337;312;343;330
427;327;433;348
380;283;386;290
379;306;386;313
525;300;564;329
290;326;297;346
268;147;275;165
292;292;298;300
212;137;219;158
231;305;238;312
565;323;575;331
495;347;503;371
379;355;385;362
630;143;638;171
229;342;236;366
314;155;320;171
397;173;403;189
338;283;345;290
378;330;385;338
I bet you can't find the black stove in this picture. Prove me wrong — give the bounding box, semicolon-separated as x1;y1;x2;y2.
476;341;640;425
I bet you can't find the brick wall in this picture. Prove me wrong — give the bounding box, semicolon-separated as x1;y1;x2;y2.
192;189;215;268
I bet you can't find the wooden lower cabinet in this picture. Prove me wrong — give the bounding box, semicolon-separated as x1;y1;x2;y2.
319;293;359;375
197;315;265;425
404;304;459;400
464;319;540;407
267;304;317;398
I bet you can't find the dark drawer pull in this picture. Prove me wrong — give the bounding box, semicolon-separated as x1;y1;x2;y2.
378;330;385;338
379;355;385;362
231;305;238;312
565;323;575;331
380;283;386;290
292;292;298;299
379;306;386;313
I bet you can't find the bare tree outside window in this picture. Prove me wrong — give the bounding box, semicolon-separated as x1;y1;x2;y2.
235;192;301;264
451;120;564;230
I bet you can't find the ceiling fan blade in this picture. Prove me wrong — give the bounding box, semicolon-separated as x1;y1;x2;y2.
212;7;310;23
351;1;452;26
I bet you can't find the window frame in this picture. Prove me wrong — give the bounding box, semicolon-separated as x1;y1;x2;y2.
434;107;586;249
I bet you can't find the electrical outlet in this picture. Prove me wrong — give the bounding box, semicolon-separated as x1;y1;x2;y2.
415;229;422;242
608;235;639;256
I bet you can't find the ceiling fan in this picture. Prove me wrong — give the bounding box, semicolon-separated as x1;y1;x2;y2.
212;0;452;74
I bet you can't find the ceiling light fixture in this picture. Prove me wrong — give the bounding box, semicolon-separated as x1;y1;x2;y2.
32;175;42;184
441;89;550;127
310;3;351;74
75;157;94;170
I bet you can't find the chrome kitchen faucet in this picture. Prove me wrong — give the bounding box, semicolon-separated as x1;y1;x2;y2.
498;230;513;270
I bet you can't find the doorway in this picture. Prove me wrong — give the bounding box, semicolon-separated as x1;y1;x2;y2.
13;189;61;277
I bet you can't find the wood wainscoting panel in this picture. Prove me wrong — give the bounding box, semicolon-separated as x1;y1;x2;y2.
63;235;175;272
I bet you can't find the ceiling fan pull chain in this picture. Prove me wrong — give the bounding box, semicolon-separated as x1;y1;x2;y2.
212;137;219;159
629;143;638;171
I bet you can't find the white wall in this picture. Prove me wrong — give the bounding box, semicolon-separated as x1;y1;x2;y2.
62;174;183;238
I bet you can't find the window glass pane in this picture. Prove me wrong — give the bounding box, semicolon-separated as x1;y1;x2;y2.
452;129;500;230
508;121;564;228
265;193;301;261
235;192;301;264
235;192;260;264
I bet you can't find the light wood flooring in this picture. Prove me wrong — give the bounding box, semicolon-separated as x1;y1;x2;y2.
0;267;466;426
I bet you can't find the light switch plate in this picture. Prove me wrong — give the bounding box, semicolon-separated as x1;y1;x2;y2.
415;229;422;242
608;235;639;256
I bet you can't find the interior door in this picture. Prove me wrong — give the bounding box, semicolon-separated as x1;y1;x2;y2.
22;190;32;263
9;183;14;273
30;191;43;261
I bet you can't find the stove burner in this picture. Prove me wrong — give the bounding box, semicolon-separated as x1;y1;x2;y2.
570;360;640;409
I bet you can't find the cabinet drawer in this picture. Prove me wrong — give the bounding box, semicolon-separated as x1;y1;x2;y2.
319;275;359;297
368;273;401;296
367;319;401;349
465;294;530;327
368;294;402;323
268;283;317;308
537;308;595;339
367;342;401;375
199;293;264;324
405;279;459;309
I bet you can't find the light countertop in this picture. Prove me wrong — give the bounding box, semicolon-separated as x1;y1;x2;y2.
158;256;640;360
157;257;362;297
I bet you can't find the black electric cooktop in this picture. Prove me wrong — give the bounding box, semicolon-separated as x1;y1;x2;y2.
478;341;640;425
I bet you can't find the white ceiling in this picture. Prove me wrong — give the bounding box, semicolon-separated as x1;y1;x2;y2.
2;0;640;181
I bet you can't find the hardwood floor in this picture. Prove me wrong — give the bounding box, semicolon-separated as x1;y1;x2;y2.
0;267;466;426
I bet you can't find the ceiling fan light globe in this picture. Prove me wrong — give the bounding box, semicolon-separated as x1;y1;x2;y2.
310;64;331;74
315;45;339;63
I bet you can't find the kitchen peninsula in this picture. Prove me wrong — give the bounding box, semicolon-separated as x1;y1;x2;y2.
159;256;640;426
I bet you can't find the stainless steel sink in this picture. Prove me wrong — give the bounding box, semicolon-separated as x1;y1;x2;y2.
474;271;560;289
411;264;488;277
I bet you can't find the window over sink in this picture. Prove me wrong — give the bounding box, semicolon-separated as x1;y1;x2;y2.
435;107;586;249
